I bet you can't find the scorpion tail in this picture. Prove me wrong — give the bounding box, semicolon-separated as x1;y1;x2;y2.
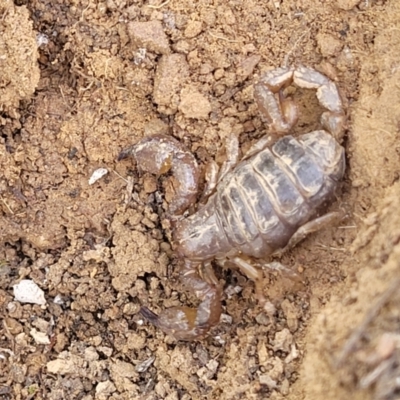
140;293;222;341
140;279;222;341
119;134;200;216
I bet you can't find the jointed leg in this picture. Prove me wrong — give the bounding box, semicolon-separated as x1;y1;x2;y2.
229;256;267;306
272;210;345;257
217;133;240;183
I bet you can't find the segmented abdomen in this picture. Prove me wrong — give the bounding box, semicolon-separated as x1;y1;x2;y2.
215;130;345;258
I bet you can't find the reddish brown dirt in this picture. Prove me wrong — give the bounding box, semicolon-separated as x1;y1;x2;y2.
1;0;399;399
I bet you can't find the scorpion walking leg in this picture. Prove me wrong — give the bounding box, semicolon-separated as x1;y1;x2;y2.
200;133;240;202
272;210;345;258
199;160;219;203
140;260;222;341
242;135;275;161
230;256;267;306
217;132;240;183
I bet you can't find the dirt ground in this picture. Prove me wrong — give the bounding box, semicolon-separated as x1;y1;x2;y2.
1;0;400;399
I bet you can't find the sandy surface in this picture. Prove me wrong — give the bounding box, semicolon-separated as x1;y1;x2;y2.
1;0;400;399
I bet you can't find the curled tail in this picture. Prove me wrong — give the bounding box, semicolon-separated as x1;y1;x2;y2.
140;261;222;341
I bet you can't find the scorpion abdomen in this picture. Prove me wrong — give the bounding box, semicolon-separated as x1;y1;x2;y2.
214;130;345;259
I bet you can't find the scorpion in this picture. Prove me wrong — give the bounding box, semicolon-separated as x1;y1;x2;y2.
119;66;346;340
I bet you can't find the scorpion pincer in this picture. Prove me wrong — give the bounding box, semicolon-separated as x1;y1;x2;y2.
120;66;346;340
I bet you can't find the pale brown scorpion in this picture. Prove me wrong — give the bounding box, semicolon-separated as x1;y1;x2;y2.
120;66;346;340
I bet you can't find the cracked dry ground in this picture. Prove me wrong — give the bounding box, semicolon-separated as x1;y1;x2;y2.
1;0;400;399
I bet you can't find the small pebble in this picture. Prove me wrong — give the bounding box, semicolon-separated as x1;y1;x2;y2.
30;329;50;345
179;87;211;119
88;168;108;185
259;374;277;389
128;20;170;54
13;280;46;305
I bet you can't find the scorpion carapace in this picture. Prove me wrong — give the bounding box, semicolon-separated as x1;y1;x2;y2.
121;66;346;340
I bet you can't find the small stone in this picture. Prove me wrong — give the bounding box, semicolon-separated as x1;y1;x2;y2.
144;118;169;136
53;294;64;305
4;318;23;335
196;366;208;380
281;299;299;332
15;333;28;347
264;301;277;315
179;86;211;119
30;329;50;345
316;33;343;57
88;168;108;185
224;285;242;298
237;55;261;82
123;302;140;316
273;328;293;352
153;54;189;114
376;333;397;360
220;313;233;324
206;359;219;378
280;378;290;395
255;312;271;326
128;20;170;54
46;352;84;375
184;20;203;38
84;347;99;362
259;374;277;389
143;176;157;193
284;344;299;364
13;280;46;305
95;380;116;398
199;63;213;75
126;332;146;351
97;346;113;357
258;340;269;365
214;69;224;80
268;357;284;381
243;120;255;133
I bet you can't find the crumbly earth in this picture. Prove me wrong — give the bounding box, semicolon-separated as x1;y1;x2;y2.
0;0;399;399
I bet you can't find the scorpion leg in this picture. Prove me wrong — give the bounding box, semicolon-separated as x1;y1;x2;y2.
118;133;200;216
293;66;346;141
230;256;267;306
200;132;239;203
217;132;240;183
140;260;222;340
272;210;345;258
242;135;275;161
199;160;219;203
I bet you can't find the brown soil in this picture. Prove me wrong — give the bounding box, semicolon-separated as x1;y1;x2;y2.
1;0;400;399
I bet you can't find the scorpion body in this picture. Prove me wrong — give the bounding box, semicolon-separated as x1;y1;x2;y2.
175;131;344;262
120;66;347;340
